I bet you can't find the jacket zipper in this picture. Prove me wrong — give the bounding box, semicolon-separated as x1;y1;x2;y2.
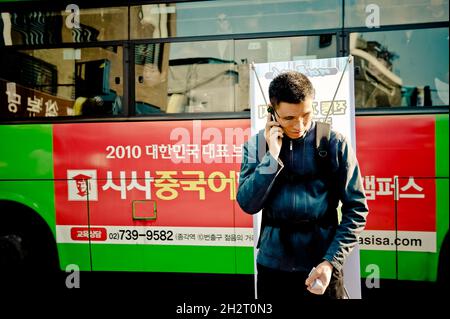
290;140;295;218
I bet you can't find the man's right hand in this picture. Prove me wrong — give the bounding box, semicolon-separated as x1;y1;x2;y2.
265;111;283;159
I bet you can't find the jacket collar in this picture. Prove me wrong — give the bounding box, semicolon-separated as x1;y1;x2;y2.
283;120;316;143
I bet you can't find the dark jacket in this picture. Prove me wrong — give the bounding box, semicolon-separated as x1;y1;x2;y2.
236;121;368;272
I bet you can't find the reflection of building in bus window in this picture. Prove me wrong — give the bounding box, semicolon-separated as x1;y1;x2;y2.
428;0;447;20
143;63;163;86
73;95;122;116
73;97;87;115
139;4;169;38
136;64;165;114
6;11;63;45
167;59;238;113
351;34;402;108
136;63;167;113
73;58;123;116
216;13;233;59
435;72;449;106
135;41;168;113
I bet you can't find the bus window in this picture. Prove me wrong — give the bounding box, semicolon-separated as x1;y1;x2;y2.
235;35;337;65
345;0;448;28
351;28;449;109
0;6;127;46
130;1;341;39
134;35;338;115
135;40;238;114
0;46;124;119
129;4;176;39
234;35;337;111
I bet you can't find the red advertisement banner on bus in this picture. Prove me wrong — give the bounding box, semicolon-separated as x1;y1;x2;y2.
54;120;253;247
53;116;436;252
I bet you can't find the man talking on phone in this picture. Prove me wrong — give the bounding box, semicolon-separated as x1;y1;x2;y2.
236;71;368;300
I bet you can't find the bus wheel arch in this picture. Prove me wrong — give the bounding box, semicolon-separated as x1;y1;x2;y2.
0;200;60;281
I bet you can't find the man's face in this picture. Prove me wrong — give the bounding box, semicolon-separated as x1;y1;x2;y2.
274;97;314;139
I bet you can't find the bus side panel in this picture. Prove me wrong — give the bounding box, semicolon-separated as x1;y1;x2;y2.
435;114;449;272
0;125;55;235
436;114;449;178
53;120;254;274
356;115;438;282
396;113;449;282
0;125;90;271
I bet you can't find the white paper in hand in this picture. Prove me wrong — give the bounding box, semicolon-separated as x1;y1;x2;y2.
308;267;325;294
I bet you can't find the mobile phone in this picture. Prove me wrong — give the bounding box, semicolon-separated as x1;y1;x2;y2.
267;105;281;127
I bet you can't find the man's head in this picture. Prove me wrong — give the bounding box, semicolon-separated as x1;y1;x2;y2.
268;71;314;139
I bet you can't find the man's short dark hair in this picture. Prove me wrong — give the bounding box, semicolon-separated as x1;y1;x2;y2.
269;71;314;107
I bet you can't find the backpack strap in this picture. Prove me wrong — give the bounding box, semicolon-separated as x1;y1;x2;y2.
316;121;331;161
315;121;339;227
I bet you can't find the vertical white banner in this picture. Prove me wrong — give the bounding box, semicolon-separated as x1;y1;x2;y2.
250;56;362;299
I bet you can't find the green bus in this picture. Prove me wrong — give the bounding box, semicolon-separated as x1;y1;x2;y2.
0;0;448;296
